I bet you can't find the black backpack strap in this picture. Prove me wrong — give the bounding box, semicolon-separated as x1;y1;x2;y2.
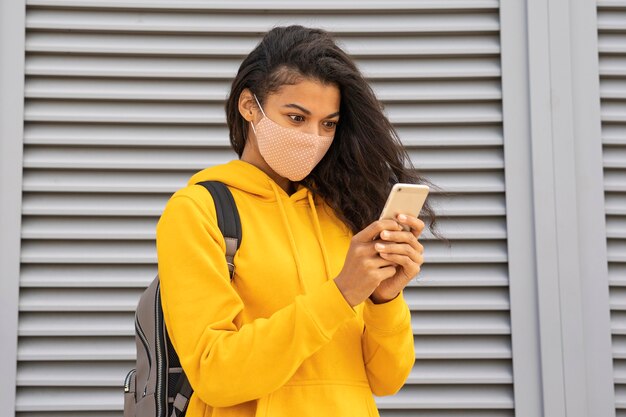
196;181;242;280
169;181;242;417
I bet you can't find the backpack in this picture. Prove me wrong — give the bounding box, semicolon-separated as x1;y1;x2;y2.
123;181;242;417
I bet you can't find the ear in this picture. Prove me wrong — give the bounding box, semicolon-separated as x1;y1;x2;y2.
238;88;260;122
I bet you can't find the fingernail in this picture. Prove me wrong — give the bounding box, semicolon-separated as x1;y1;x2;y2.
381;231;389;238
398;214;407;221
375;243;385;251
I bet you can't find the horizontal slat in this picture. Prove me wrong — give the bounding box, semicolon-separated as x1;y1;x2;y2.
21;124;503;147
602;102;626;122
22;216;157;239
17;361;131;386
610;263;626;287
26;0;500;12
605;145;626;169
407;360;511;384
404;287;509;311
606;170;626;192
16;412;121;417
18;334;511;362
599;56;626;77
600;34;626;54
412;263;508;287
608;239;626;262
25;78;501;102
20;192;505;218
604;125;626;146
21;241;156;263
409;147;503;170
19;239;507;264
607;193;626;215
599;0;626;10
18;312;134;336
615;335;626;359
615;360;626;383
22;170;505;193
608;216;626;238
420;171;505;193
20;264;156;288
16;387;121;411
19;288;144;312
613;311;626;335
25;9;500;34
23;100;502;124
25;54;502;80
20;215;505;240
613;287;626;310
618;383;626;409
375;384;513;409
18;263;509;289
411;311;510;335
25;32;500;57
414;335;510;359
18;336;134;361
23;170;192;193
379;411;513;417
22;145;502;171
602;79;626;99
598;10;626;32
22;192;170;217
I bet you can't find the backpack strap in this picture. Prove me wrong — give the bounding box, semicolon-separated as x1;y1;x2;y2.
196;181;242;279
169;180;241;417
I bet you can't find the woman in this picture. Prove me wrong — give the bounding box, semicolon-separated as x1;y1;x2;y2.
157;25;438;417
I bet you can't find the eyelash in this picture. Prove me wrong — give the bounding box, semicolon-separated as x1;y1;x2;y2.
288;114;338;129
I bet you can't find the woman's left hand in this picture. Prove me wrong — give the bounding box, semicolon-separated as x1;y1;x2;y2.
369;214;425;304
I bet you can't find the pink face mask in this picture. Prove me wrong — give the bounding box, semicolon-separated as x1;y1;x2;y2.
251;94;334;182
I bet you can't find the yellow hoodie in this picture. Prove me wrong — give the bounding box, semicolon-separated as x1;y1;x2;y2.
156;160;415;417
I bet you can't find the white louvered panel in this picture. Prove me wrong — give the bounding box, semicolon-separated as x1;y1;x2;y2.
18;1;510;416
599;2;626;415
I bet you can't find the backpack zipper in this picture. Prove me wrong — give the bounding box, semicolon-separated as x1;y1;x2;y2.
155;283;166;417
135;316;151;396
124;368;136;393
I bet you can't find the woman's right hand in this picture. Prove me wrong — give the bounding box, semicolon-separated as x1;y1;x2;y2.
333;219;403;307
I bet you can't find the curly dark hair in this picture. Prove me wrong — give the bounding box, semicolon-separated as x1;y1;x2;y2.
225;25;443;239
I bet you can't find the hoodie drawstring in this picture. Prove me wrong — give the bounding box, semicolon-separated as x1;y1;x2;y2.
269;181;308;293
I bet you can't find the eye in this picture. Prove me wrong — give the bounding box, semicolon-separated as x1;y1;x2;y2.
323;120;338;129
288;114;305;122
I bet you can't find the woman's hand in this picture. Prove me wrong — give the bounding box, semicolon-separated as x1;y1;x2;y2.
369;214;425;304
334;220;405;307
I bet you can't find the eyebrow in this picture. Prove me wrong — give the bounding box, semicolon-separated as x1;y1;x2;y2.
282;103;340;119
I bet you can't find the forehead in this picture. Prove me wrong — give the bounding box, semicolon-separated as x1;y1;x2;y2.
267;79;340;113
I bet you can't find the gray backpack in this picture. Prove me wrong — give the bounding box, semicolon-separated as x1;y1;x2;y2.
123;181;241;417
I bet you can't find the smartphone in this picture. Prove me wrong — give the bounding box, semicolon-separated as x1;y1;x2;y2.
379;183;430;230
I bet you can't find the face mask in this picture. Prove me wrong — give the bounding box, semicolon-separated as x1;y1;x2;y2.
251;94;334;182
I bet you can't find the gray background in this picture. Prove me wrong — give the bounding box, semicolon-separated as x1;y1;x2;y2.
0;0;620;416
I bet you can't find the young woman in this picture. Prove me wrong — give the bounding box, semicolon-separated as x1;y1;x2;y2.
156;25;438;417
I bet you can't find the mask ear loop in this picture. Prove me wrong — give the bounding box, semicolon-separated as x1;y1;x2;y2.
250;94;266;135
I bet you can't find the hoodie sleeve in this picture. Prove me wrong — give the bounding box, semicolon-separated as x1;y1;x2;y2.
361;293;415;396
157;191;356;408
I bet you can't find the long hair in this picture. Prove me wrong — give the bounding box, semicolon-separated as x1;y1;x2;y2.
225;25;443;239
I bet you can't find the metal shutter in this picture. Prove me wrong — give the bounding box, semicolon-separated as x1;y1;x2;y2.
18;1;510;416
599;1;626;416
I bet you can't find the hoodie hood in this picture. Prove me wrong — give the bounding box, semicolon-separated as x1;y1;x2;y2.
187;159;310;203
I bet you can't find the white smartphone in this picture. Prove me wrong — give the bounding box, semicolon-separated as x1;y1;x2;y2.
379;183;430;230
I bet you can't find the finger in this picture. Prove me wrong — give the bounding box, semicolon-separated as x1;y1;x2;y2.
378;253;420;279
377;234;425;256
375;242;419;262
379;229;418;246
353;219;402;243
397;214;425;238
